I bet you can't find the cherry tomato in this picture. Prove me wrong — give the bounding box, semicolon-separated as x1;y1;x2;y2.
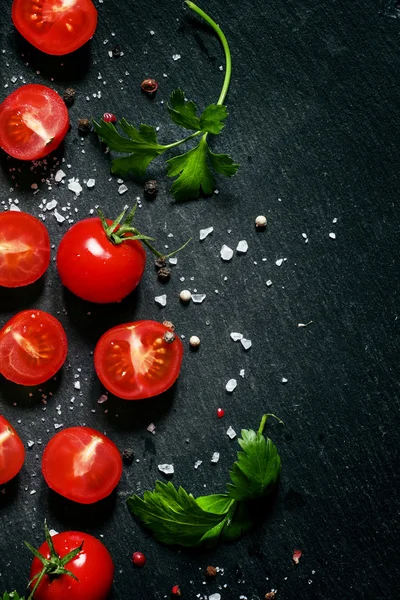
0;310;67;385
42;426;123;504
94;320;184;400
0;415;25;485
29;531;114;600
56;217;147;303
0;211;50;287
12;0;98;56
0;84;69;161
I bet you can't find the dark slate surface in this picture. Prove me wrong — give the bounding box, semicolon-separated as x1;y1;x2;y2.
0;0;399;598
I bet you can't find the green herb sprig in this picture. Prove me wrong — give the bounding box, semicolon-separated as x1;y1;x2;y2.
127;414;283;547
93;1;239;201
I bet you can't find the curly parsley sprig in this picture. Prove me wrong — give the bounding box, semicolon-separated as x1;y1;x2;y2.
93;1;239;201
127;414;283;547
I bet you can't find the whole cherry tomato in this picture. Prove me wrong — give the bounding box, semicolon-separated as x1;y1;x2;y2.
0;415;25;485
94;320;184;400
42;426;123;504
12;0;98;56
0;84;69;160
0;211;50;287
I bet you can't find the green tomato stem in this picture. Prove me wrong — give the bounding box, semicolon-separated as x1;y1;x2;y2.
258;413;284;435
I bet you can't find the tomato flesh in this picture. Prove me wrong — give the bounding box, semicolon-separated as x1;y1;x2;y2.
0;84;69;160
12;0;98;56
94;320;184;400
0;415;25;485
0;211;50;287
56;217;147;303
30;531;114;600
0;310;68;385
42;426;123;504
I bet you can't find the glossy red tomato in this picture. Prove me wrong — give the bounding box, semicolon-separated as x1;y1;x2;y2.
42;426;123;504
29;531;114;600
0;415;25;485
94;320;184;400
0;310;67;385
12;0;98;56
0;211;50;287
0;84;69;161
56;217;147;303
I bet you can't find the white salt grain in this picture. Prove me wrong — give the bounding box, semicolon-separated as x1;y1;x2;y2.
220;245;233;261
54;169;66;182
169;257;178;265
46;200;57;210
172;54;181;61
147;423;156;434
266;280;273;286
209;594;221;600
239;369;245;378
155;294;167;307
86;178;96;188
118;184;128;195
211;452;220;464
27;440;34;448
329;232;336;239
230;332;243;341
194;460;202;470
226;379;237;392
281;377;288;384
236;240;248;254
158;464;174;475
97;394;108;404
275;258;284;267
67;178;82;196
74;381;81;390
53;210;65;223
191;294;206;304
241;338;252;350
199;226;213;240
226;426;236;439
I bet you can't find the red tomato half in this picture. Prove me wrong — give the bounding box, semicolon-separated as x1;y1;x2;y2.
94;320;184;400
0;211;50;287
0;84;69;160
30;531;114;600
12;0;98;56
56;217;147;303
0;310;67;385
0;415;25;485
42;426;123;504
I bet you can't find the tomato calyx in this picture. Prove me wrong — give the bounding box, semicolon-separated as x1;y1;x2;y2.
98;204;191;259
25;522;83;600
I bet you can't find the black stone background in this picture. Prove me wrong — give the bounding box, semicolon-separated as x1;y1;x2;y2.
0;0;399;598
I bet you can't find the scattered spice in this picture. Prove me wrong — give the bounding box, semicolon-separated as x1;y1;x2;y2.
77;118;91;135
163;331;176;344
189;335;200;348
63;87;76;106
292;549;302;564
112;44;122;57
155;257;167;270
158;267;171;281
122;448;134;465
163;320;175;331
205;565;217;578
132;551;146;567
179;289;191;302
265;592;276;599
144;179;158;198
217;408;225;419
102;112;117;123
171;585;181;596
141;78;159;96
255;215;267;228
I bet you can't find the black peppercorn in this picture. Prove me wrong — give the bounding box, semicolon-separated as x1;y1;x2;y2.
157;267;171;281
63;87;76;106
77;118;91;135
122;448;134;465
155;257;167;270
112;44;121;57
144;179;158;199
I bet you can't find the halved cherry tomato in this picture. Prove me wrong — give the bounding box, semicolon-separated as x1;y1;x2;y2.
29;530;114;600
0;415;25;485
0;84;69;160
56;216;146;303
42;426;123;504
12;0;98;56
0;211;50;287
0;310;67;385
94;320;184;400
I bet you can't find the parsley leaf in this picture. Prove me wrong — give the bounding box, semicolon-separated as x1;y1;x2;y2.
1;593;24;600
227;427;281;502
127;415;282;547
199;104;228;135
167;89;201;131
166;135;238;201
92;119;166;177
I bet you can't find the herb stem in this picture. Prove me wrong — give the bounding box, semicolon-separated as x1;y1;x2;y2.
258;413;284;435
185;1;232;106
162;130;202;150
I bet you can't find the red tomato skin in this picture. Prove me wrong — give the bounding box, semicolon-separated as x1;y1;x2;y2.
0;415;25;485
12;0;98;56
0;309;68;385
0;84;69;160
0;211;50;287
29;531;114;600
56;217;147;303
42;426;123;504
94;320;184;400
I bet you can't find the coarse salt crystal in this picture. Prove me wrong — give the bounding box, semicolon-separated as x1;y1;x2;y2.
67;178;82;196
239;369;245;378
172;54;181;61
169;257;178;265
226;379;237;392
86;178;96;188
27;440;34;448
54;423;63;429
275;258;284;267
241;338;252;350
236;240;248;253
194;460;202;470
54;169;66;183
266;280;272;286
281;377;288;384
226;426;236;439
209;593;221;600
191;293;206;304
230;332;243;341
147;423;156;434
9;204;20;211
220;245;233;261
329;232;336;239
199;226;213;240
74;381;81;390
211;452;220;463
97;394;108;404
155;294;167;307
118;184;128;195
53;210;65;223
158;463;174;475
